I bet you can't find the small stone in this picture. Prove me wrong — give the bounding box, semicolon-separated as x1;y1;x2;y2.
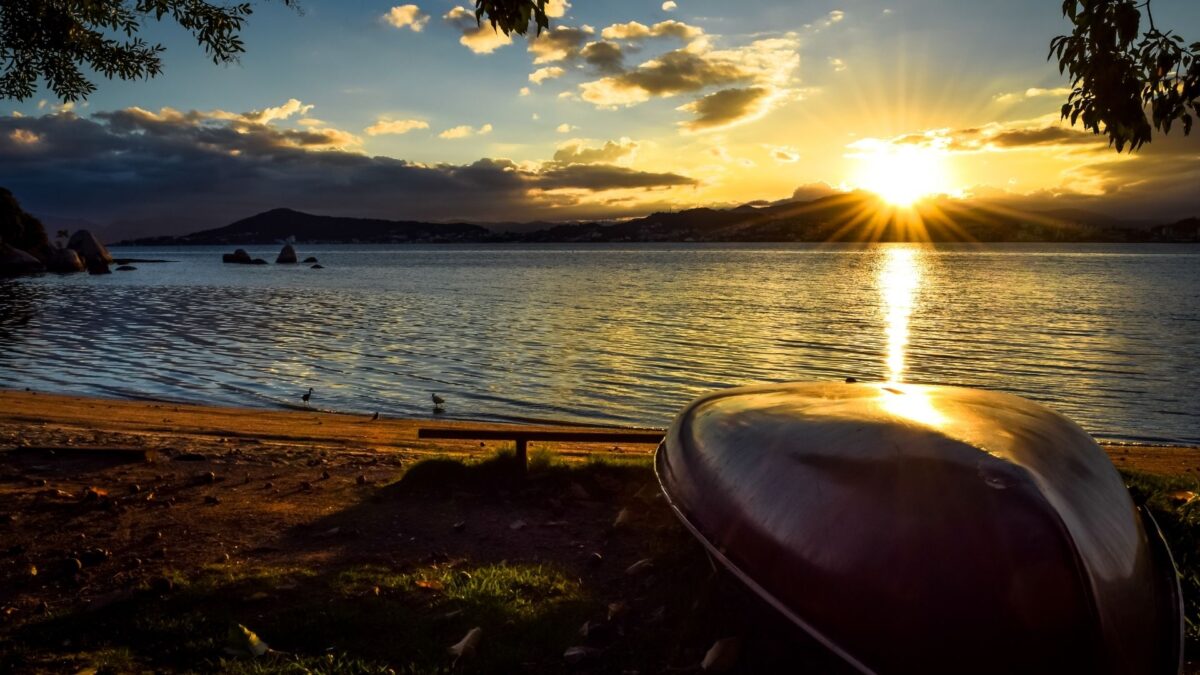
453;521;466;532
701;637;742;672
128;484;141;494
79;548;110;567
199;471;216;484
607;601;628;622
356;474;368;485
509;519;527;531
150;576;174;593
563;645;602;664
63;558;83;575
320;470;331;480
625;558;653;575
300;481;313;491
612;508;631;528
204;495;221;505
588;552;603;566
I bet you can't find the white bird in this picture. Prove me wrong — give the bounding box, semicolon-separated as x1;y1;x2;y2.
302;387;313;405
432;393;445;412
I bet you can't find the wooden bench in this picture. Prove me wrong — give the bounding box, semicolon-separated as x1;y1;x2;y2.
417;427;666;470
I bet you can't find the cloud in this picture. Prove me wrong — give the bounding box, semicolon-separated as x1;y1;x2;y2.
676;86;777;131
581;41;625;74
365;118;429;136
444;6;513;54
556;123;575;133
767;145;800;163
600;20;702;42
662;1;677;10
382;5;429;31
552;139;639;164
529;66;566;84
528;25;594;63
862;115;1104;153
993;86;1073;104
519;86;531;96
545;0;570;18
828;57;847;72
237;98;314;124
0;108;700;232
578;36;799;110
438;123;493;139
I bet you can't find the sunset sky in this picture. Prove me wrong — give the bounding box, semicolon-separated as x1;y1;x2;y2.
1;0;1198;236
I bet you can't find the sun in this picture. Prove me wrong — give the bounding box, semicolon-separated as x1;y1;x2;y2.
851;144;954;207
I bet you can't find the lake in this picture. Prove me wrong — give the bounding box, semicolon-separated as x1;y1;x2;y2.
1;243;1197;445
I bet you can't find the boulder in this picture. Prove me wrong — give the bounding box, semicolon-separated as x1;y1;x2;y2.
116;265;137;271
0;243;45;276
302;256;318;263
87;258;111;275
276;244;297;264
250;258;269;265
46;247;85;273
310;264;324;269
222;249;253;264
66;230;113;266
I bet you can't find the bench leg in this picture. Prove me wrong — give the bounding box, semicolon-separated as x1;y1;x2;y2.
515;438;528;472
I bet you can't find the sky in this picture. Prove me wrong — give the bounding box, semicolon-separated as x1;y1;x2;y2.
1;0;1198;237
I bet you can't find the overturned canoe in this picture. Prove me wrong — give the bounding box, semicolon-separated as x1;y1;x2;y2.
655;382;1181;674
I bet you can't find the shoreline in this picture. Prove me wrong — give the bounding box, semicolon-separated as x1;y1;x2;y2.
1;389;1195;475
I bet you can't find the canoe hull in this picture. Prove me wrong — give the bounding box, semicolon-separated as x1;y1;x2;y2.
655;382;1182;674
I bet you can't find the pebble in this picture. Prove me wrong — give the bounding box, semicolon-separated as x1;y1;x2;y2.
204;495;221;505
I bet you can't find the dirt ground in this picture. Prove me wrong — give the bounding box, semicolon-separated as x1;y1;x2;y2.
1;389;1196;673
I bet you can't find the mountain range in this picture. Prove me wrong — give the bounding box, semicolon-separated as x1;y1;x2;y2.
120;192;1200;245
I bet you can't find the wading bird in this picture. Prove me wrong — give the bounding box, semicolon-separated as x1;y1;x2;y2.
371;411;380;421
432;393;445;412
302;387;313;406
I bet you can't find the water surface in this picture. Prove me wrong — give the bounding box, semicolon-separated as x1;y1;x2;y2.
1;243;1197;444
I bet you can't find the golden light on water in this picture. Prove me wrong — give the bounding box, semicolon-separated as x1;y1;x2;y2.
880;247;921;383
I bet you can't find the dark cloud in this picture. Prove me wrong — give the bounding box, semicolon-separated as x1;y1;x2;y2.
580;41;626;74
988;126;1098;147
621;50;749;96
677;86;773;131
0;110;697;236
528;26;594;63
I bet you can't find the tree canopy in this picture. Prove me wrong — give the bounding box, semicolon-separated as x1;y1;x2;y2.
1052;0;1198;151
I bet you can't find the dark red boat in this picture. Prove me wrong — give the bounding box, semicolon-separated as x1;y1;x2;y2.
655;382;1182;674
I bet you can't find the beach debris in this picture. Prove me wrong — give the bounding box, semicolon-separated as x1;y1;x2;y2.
579;619;612;641
612;508;631;528
624;558;653;576
509;519;527;531
79;548;110;567
82;486;108;501
229;623;270;657
563;645;602;664
449;627;482;663
606;601;629;622
27;564;37;578
701;637;742;672
1168;490;1197;506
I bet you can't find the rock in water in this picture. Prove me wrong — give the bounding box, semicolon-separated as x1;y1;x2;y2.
276;244;298;264
223;249;253;264
66;230;113;266
87;257;111;275
46;247;85;273
310;264;324;269
250;258;268;265
116;265;137;271
0;243;46;276
302;256;318;263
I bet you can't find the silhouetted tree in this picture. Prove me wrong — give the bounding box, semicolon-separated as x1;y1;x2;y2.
0;0;550;102
1052;0;1198;151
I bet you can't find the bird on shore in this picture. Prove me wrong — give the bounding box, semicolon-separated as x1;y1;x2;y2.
432;393;445;413
371;411;380;421
302;387;313;406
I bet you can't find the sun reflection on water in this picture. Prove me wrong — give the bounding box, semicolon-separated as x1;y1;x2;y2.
880;247;921;383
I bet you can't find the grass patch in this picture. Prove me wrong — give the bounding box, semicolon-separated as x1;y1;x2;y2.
1122;469;1200;647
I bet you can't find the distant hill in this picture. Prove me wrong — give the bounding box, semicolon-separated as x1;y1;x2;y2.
122;194;1195;245
127;208;490;245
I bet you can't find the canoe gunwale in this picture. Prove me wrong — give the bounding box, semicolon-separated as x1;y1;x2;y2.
652;440;877;675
